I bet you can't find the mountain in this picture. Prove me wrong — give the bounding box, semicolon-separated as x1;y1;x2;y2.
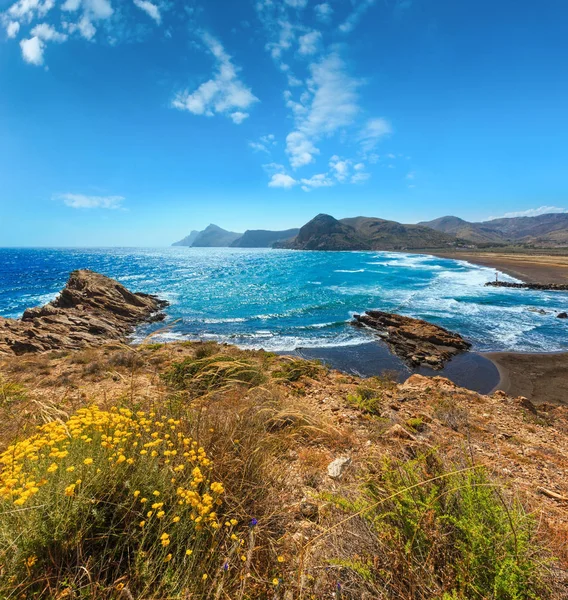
231;228;300;248
191;224;243;247
420;213;568;246
278;214;371;250
172;230;200;247
281;214;460;251
339;216;460;249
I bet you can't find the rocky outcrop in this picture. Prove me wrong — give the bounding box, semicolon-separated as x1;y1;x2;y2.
0;270;168;355
353;310;471;369
485;281;568;291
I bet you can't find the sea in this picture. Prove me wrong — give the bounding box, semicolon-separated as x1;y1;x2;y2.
1;247;567;391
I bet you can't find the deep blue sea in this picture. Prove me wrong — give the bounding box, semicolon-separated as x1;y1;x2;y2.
1;247;567;354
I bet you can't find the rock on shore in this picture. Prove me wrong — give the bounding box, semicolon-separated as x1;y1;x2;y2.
353;310;471;369
0;270;168;355
485;281;568;291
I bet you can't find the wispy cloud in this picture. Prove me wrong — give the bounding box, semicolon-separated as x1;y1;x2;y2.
298;30;321;55
56;193;125;209
172;32;259;124
249;134;276;153
314;3;333;24
359;117;392;152
132;0;161;24
487;206;568;220
5;20;20;37
285;51;361;168
338;0;375;34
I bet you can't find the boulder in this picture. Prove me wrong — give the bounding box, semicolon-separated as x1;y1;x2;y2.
557;312;568;319
0;270;168;355
353;310;471;369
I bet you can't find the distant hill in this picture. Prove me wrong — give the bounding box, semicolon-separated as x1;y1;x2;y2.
190;225;243;247
420;213;568;246
172;230;200;247
339;216;459;249
231;228;300;248
280;214;460;251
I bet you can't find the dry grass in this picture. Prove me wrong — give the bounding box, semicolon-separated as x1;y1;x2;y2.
0;341;565;599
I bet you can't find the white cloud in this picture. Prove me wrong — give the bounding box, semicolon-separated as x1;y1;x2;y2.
31;23;67;42
330;156;350;181
56;193;125;209
286;131;319;167
488;206;568;220
62;0;81;10
132;0;160;24
6;20;20;37
8;0;54;22
76;16;96;39
339;0;375;34
300;173;334;190
262;162;286;175
268;173;298;188
406;171;415;180
285;52;360;168
314;3;333;23
359;117;392;152
172;32;258;124
284;0;308;7
298;30;321;55
20;36;43;64
230;111;249;124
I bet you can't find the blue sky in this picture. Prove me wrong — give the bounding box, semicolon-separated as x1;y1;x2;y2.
1;0;567;246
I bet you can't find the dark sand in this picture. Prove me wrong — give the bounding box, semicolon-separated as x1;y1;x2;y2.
425;250;568;284
288;342;500;394
484;351;568;405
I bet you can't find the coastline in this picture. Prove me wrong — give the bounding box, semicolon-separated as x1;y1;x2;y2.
420;249;568;284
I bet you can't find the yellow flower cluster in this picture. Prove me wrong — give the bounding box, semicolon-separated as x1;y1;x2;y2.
0;404;224;529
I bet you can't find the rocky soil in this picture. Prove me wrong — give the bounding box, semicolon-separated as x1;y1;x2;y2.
0;270;167;355
353;310;471;369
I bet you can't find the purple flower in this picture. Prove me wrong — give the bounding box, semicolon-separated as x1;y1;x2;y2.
249;518;258;527
223;562;229;571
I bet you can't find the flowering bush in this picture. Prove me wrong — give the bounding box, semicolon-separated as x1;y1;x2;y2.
0;405;230;596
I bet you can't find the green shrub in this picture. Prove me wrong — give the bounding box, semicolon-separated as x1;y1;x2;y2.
0;375;26;405
331;454;545;599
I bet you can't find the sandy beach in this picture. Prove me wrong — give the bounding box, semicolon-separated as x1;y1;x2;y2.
426;250;568;284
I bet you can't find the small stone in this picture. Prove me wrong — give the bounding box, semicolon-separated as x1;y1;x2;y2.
327;456;351;479
557;312;568;319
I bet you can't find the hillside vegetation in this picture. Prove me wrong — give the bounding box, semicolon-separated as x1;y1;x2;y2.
1;341;567;598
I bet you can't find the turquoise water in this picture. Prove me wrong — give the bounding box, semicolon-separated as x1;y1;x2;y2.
1;247;567;353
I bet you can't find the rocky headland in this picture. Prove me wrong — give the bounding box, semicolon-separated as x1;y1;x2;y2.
353;310;472;369
0;269;168;355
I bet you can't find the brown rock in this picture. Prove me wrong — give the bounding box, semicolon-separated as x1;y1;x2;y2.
352;310;471;369
0;269;168;355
